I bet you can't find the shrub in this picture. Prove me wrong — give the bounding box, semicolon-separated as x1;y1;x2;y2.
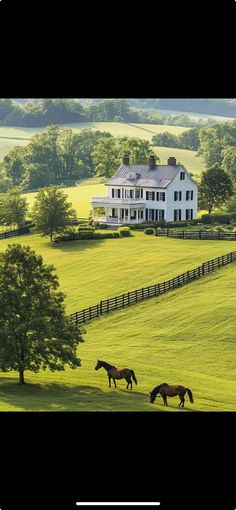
113;231;120;238
144;228;155;235
78;231;94;240
118;226;131;237
201;213;236;225
78;224;95;231
54;231;79;242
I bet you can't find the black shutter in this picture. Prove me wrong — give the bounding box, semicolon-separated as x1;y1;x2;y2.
179;191;182;201
174;191;177;201
174;210;177;221
152;191;155;201
112;189;114;198
156;192;159;201
163;193;165;202
191;190;193;200
179;209;182;221
118;189;120;198
141;189;143;198
146;208;148;221
155;209;158;221
130;190;133;199
191;209;193;219
146;191;149;200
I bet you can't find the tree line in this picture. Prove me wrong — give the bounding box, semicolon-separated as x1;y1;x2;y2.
0;126;156;191
0;98;216;128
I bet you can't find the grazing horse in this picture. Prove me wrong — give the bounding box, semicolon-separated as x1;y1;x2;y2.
149;383;194;408
95;360;137;389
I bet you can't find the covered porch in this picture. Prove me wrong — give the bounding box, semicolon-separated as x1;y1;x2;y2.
92;197;145;225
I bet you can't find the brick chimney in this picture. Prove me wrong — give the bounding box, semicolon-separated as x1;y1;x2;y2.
148;155;156;167
167;157;176;166
123;154;130;165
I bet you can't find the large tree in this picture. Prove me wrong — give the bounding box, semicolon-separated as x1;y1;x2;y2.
221;146;236;181
92;137;120;178
0;244;83;384
199;165;234;213
0;189;28;227
119;137;157;163
32;187;76;242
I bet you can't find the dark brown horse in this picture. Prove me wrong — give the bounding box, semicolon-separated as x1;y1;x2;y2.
149;383;194;407
95;360;137;389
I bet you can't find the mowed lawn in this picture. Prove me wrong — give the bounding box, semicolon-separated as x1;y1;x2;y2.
0;260;235;411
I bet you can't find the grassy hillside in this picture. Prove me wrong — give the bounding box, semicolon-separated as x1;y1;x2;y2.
0;138;29;160
0;257;235;411
0;231;234;313
22;177;107;218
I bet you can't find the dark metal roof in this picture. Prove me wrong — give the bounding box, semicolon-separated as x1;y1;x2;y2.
107;164;192;188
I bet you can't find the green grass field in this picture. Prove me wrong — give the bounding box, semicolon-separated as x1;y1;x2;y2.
0;234;235;411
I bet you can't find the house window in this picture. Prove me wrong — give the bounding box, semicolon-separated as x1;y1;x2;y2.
174;191;182;201
174;209;182;221
140;210;143;219
114;189;121;198
186;191;190;201
148;209;155;221
160;192;166;201
180;171;185;180
186;209;193;220
146;191;155;200
159;210;165;220
125;189;133;199
191;190;194;200
156;192;159;201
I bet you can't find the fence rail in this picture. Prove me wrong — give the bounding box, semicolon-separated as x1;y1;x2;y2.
0;224;35;240
70;250;236;325
157;229;236;241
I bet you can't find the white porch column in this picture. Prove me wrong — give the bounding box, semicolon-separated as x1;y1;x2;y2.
128;208;131;223
118;208;120;224
136;208;138;223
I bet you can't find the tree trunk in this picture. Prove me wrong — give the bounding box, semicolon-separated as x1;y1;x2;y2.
50;230;53;242
19;369;25;384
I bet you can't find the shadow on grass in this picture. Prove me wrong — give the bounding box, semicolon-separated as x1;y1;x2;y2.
0;378;197;412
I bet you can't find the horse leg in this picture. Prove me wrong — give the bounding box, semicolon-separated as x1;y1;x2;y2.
179;396;182;407
182;396;185;408
108;376;111;388
113;378;117;388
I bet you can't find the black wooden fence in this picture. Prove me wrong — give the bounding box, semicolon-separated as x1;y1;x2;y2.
0;224;35;240
157;229;236;241
70;250;236;325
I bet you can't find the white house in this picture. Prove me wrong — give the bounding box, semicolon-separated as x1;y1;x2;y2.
91;155;198;224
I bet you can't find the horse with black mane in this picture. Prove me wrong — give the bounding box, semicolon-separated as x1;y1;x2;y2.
149;383;194;407
95;360;137;389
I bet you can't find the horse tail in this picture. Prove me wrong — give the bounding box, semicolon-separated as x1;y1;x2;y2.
131;370;137;385
186;388;194;403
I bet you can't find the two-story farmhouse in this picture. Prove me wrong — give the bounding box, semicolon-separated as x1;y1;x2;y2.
92;155;198;225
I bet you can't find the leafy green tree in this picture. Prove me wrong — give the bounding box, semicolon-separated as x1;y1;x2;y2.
0;244;83;384
0;99;15;121
152;132;179;148
221;146;236;181
2;145;29;186
92;137;120;178
74;129;112;176
0;189;28;227
118;137;157;163
32;187;76;242
199;165;234;213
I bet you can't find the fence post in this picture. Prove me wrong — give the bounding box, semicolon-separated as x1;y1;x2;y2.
183;230;185;239
100;301;103;315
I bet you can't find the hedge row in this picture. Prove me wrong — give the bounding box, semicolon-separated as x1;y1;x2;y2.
201;213;236;224
53;227;131;242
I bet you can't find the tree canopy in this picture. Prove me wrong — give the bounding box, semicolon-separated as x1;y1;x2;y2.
0;244;84;384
